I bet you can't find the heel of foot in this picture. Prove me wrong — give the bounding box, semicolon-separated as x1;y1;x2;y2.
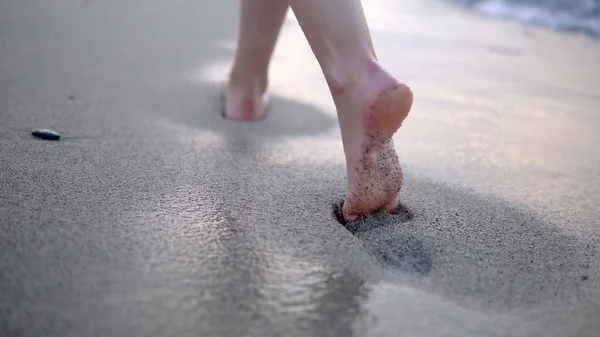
367;84;413;141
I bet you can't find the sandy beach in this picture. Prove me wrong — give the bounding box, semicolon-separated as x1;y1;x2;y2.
1;0;599;336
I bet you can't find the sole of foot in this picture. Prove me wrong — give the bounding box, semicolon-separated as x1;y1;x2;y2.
342;82;413;223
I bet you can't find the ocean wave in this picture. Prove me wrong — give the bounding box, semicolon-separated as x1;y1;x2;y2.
449;0;600;38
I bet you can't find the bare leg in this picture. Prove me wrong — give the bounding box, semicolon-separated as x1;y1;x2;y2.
224;0;289;121
288;0;413;222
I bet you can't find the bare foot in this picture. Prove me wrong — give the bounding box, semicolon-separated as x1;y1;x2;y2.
340;63;413;222
222;74;269;121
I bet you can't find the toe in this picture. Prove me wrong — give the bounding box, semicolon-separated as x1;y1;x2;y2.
225;98;266;121
383;195;399;214
342;200;359;223
221;83;268;121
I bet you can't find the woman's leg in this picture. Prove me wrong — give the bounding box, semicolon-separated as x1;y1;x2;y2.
288;0;413;222
225;0;289;121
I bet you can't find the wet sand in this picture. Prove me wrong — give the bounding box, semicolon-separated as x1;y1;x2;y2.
1;0;599;336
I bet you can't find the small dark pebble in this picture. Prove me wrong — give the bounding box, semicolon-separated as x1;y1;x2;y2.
68;95;75;100
582;275;589;281
32;129;61;141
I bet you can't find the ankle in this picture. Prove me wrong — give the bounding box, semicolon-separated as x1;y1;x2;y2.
228;67;268;97
323;58;389;98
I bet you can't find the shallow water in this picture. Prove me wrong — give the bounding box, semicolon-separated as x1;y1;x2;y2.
447;0;600;37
